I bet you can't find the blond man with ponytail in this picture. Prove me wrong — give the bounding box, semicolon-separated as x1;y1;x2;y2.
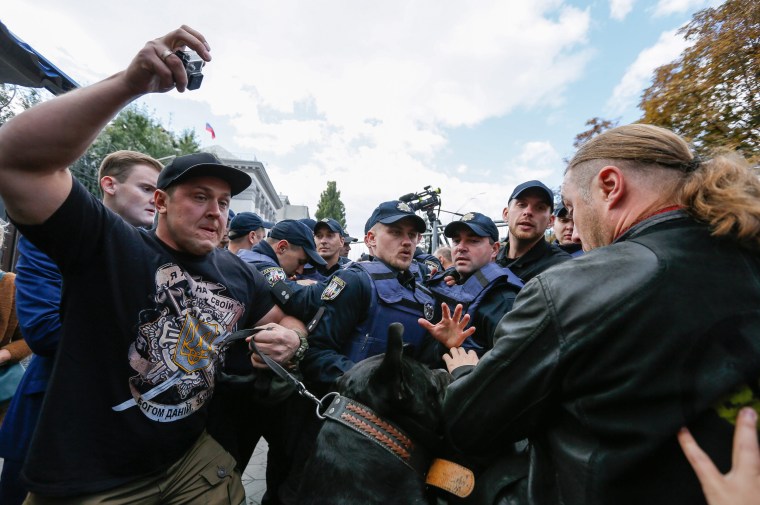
443;124;760;505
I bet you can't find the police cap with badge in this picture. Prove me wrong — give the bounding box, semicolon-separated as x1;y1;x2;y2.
444;212;499;242
365;200;427;233
314;218;346;236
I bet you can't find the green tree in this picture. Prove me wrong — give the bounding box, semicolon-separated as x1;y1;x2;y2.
0;84;43;126
639;0;759;160
315;181;347;229
573;117;619;149
70;105;201;196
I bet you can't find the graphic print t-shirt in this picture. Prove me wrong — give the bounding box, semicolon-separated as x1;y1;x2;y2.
16;181;274;496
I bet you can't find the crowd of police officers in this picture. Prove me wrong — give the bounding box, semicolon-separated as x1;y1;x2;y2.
217;179;576;503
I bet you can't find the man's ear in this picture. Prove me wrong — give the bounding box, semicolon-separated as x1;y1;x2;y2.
366;230;377;249
248;230;257;244
276;240;289;254
501;206;509;221
154;190;169;214
490;240;500;260
100;176;117;196
547;214;555;229
596;165;625;209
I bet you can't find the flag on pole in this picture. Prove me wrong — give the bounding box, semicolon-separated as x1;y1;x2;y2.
205;122;216;140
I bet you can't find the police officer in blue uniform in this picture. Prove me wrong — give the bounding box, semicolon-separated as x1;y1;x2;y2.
212;219;326;502
227;211;273;256
242;220;326;323
426;212;523;357
300;200;443;395
299;218;347;282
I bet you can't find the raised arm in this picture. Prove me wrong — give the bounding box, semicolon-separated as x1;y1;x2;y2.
0;25;211;225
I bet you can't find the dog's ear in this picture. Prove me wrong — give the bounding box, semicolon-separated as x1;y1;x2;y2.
371;322;408;401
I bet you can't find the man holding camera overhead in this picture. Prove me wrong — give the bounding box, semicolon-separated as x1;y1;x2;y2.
0;26;306;504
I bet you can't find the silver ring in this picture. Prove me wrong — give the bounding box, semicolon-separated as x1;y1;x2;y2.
160;49;173;61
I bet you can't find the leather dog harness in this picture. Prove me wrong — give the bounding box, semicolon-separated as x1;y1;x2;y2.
321;394;430;475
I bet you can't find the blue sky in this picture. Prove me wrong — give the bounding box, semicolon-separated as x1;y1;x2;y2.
3;0;718;239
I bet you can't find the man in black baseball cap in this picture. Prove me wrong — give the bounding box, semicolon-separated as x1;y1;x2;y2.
227;212;274;256
0;26;306;504
495;180;570;283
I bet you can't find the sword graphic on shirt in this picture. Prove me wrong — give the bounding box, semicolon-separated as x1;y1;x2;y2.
112;264;244;422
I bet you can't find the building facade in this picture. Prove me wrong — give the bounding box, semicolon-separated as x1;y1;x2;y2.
203;146;281;223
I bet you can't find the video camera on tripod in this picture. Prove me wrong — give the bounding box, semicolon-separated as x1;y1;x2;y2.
399;185;443;251
399;185;441;213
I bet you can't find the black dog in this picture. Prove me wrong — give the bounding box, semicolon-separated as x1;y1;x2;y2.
296;323;451;505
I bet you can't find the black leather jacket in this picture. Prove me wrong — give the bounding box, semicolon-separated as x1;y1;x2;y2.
444;211;760;505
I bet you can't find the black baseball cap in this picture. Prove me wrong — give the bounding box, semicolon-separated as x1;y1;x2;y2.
366;201;426;233
508;180;554;210
314;218;345;236
228;212;275;239
553;202;570;218
270;220;326;266
157;153;251;196
444;212;499;242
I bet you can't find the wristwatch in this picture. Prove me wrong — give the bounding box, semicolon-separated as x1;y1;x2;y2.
291;329;309;364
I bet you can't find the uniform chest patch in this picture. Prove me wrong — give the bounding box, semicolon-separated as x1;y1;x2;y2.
262;266;286;287
424;260;440;272
321;276;347;300
424;302;435;321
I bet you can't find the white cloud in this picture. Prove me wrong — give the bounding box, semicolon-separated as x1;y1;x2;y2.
605;29;690;115
507;141;564;187
610;0;635;20
2;0;594;238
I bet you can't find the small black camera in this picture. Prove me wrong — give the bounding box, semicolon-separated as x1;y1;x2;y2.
175;49;204;90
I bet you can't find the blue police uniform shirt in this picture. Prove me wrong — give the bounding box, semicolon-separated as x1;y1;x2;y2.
427;262;522;356
300;259;439;395
240;241;324;322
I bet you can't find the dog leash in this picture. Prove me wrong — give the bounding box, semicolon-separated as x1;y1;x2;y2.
226;327;337;418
